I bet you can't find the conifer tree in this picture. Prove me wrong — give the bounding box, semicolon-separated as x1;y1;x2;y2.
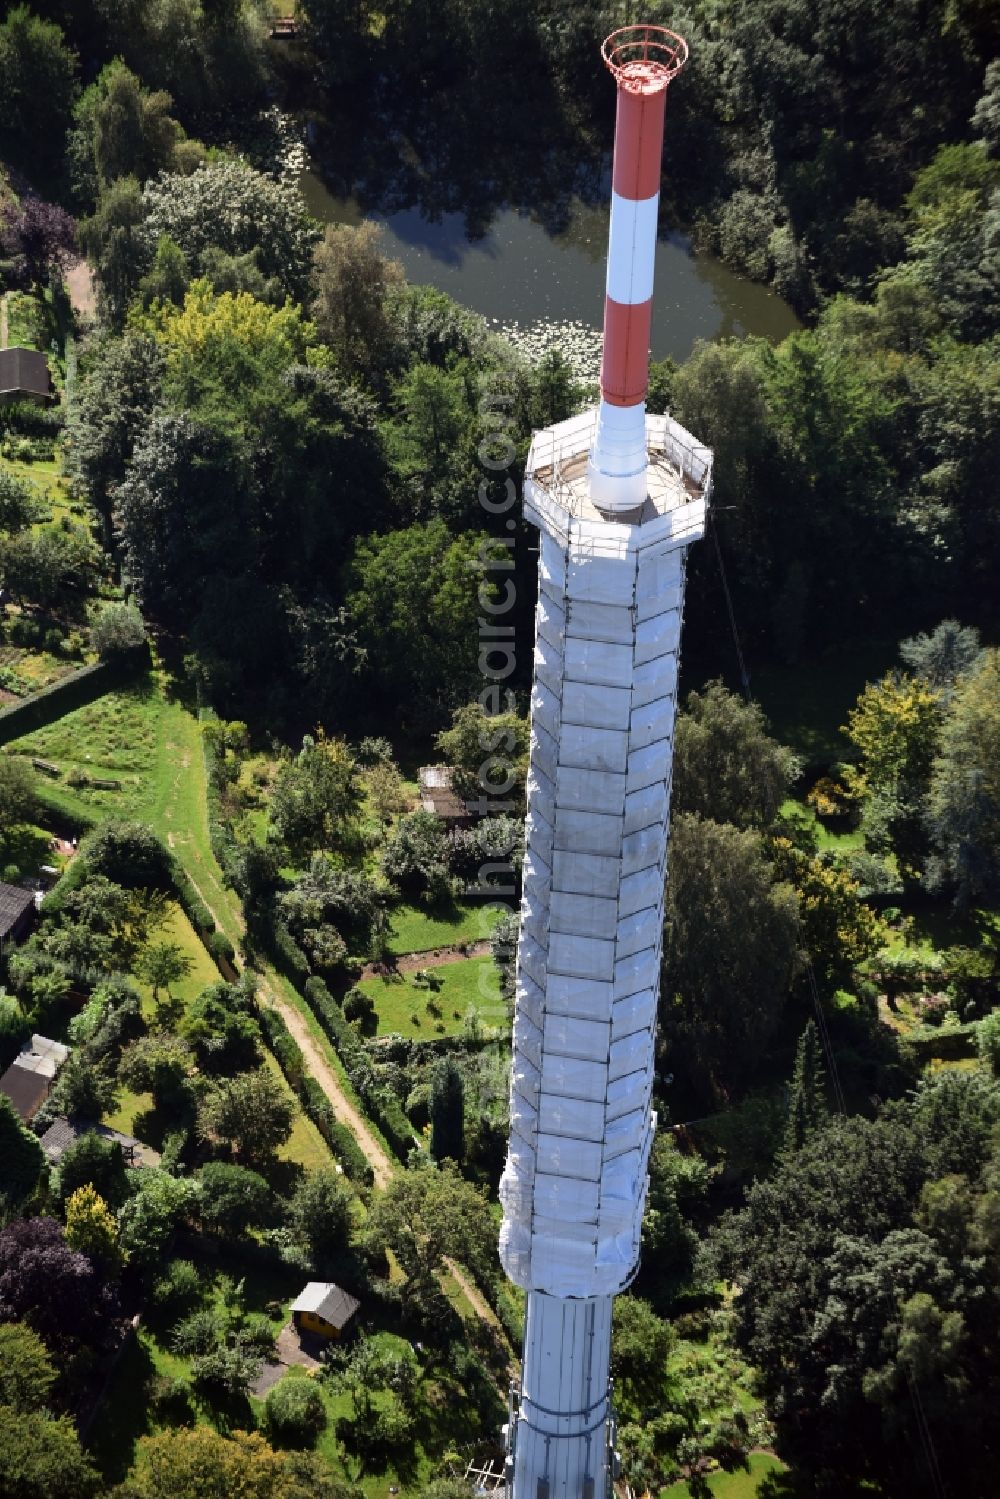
784;1020;828;1153
429;1057;465;1164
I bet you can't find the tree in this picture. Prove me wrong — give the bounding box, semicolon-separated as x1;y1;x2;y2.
927;650;1000;906
429;1056;465;1163
381;810;451;901
973;59;1000;156
662;814;800;1095
64;1184;120;1270
55;1130;129;1212
197;1162;276;1238
119;1032;194;1112
0;1094;44;1205
843;673;944;878
0;6;78;176
0;468;43;534
265;1376;328;1450
112;409;251;631
384;362;474;518
69;59;183;204
436;699;530;809
288;1168;353;1270
140;161;320;305
0;1215;116;1358
769;839;885;992
82;819;172;888
51;1054;118;1123
269;735;360;861
611;1296;676;1413
120;1426;329;1499
0;1407;98;1499
0;1324;56;1413
714;1071;1000;1489
137;940;194;1003
185;982;261;1076
117;1169;200;1269
672;681;800;829
67;330;164;541
783;1020;828;1153
0;756;37;831
78;175;148;330
899;619;984;696
197;1067;295;1165
364;1160;495;1332
312;221;404;382
0;198;77;288
344;521;494;726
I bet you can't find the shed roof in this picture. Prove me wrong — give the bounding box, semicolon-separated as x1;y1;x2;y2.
418;765;468;821
0;1059;51;1122
0;881;36;938
39;1116;160;1166
0;347;50;397
290;1281;360;1330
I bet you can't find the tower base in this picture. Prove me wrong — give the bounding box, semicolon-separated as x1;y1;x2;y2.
506;1292;615;1499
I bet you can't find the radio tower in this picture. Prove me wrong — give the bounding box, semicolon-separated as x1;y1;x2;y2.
499;26;712;1499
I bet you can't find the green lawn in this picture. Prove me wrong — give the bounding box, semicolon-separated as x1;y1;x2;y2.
11;668;244;937
0;819;60;882
359;955;506;1037
778;797;864;854
388;898;505;956
133;900;220;1022
661;1452;788;1499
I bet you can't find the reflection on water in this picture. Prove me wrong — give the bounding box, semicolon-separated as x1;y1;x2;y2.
299;170;800;363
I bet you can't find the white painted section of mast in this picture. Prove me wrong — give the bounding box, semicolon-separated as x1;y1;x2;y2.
587;405;648;510
604;192;659;304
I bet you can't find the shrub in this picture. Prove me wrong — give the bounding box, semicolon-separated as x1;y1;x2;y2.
172;1309;224;1357
89;602;147;660
265;1375;327;1449
151;1259;203;1323
977;1010;1000;1076
149;1374;195;1426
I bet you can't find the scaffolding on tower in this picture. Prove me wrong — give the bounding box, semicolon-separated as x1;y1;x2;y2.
498;25;713;1499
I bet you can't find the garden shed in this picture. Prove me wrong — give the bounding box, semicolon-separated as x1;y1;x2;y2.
0;1034;69;1122
419;765;471;824
0;880;37;953
290;1281;360;1342
0;347;51;406
39;1115;161;1168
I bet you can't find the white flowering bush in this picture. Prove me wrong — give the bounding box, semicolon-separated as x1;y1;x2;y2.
141;160;320;302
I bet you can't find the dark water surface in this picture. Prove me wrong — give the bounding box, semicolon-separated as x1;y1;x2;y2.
300;169;801;363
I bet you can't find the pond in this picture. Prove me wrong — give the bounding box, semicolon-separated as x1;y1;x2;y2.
299;169;801;364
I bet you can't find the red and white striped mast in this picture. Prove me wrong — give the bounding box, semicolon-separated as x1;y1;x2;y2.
589;26;688;511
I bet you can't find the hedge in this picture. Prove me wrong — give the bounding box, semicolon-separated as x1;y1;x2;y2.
303;976;416;1161
901;1021;979;1064
258;1005;374;1189
0;647;149;746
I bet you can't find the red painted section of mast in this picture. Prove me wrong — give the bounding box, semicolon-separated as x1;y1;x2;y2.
611;85;668;203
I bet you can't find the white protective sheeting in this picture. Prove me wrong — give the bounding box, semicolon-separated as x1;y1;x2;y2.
500;418;710;1300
